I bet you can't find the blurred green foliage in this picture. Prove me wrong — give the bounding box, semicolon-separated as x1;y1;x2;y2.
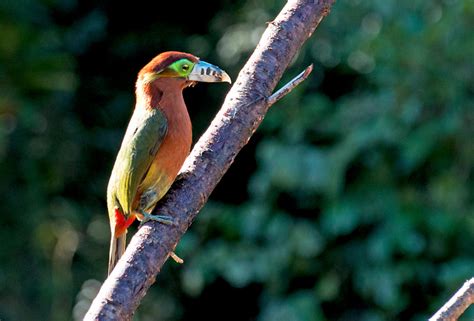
0;0;473;320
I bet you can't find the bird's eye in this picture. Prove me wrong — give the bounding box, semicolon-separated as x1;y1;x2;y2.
182;64;189;71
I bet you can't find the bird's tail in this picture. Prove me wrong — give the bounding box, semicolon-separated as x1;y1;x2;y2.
108;231;127;275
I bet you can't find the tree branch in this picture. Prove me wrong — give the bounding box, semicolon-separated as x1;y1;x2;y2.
267;64;313;106
429;278;474;321
85;1;335;320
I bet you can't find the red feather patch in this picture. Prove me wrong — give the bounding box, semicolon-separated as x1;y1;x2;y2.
114;207;135;237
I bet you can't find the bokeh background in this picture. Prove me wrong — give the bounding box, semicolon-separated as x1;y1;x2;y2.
0;0;473;320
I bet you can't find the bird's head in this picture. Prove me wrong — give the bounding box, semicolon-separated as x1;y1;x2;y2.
138;51;231;88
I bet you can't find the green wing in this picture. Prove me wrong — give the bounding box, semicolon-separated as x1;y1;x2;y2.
107;107;168;218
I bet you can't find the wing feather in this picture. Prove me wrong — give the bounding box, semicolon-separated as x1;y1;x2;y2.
107;107;168;218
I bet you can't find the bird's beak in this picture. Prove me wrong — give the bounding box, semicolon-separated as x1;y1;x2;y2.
187;61;232;84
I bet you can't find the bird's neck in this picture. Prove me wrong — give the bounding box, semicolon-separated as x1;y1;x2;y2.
136;77;183;111
135;78;192;139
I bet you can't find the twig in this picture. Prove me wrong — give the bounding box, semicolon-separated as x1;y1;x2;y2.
267;64;313;106
429;278;474;321
84;1;335;320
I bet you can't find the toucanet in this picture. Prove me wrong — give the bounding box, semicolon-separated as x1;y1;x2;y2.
107;51;231;275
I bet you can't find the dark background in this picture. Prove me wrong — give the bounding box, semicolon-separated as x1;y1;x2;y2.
0;0;473;320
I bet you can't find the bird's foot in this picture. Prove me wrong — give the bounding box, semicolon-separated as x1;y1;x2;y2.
137;211;183;264
138;210;176;227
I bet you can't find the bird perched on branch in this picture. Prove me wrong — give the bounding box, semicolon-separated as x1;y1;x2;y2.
107;51;231;275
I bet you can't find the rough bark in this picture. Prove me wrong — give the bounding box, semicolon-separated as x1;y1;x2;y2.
85;0;335;320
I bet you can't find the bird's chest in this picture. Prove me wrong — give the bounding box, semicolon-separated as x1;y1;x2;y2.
153;121;192;182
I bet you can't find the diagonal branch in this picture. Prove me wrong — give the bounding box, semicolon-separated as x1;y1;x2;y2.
85;0;335;320
429;278;474;321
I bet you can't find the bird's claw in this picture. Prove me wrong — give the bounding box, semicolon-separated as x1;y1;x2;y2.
137;212;183;264
138;211;176;227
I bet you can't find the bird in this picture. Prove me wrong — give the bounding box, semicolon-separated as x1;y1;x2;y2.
106;51;231;275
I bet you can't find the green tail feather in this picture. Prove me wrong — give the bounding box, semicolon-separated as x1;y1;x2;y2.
108;232;127;275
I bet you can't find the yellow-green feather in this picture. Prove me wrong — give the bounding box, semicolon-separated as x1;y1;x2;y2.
107;107;168;220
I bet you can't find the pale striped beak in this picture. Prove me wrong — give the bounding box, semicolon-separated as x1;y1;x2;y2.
187;61;231;84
